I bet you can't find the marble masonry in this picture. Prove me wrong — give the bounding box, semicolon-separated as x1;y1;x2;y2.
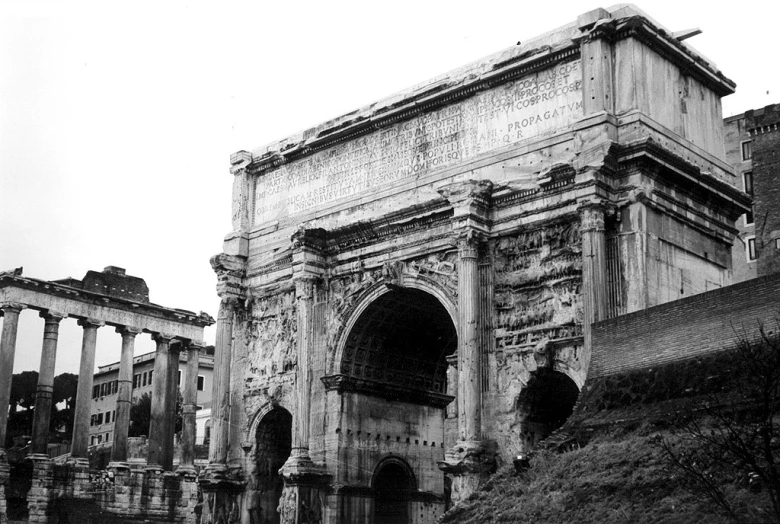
203;5;750;524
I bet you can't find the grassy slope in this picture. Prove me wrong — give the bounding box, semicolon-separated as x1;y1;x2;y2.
442;428;773;524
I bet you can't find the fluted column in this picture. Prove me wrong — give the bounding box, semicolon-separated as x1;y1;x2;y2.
177;342;201;475
147;333;178;471
580;203;608;370
30;311;67;458
110;326;141;467
0;303;26;453
70;318;104;462
290;276;316;464
207;297;236;475
457;233;482;442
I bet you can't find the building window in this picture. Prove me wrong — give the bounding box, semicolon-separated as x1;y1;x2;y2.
93;385;100;399
742;140;752;161
142;371;147;387
178;370;182;386
148;370;153;384
133;374;141;389
197;375;205;391
747;236;757;261
113;380;118;394
743;171;754;225
105;411;111;424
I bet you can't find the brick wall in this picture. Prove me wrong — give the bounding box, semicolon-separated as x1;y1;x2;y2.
747;105;780;276
591;272;780;377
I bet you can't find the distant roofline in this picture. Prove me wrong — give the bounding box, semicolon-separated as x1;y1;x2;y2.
94;348;215;377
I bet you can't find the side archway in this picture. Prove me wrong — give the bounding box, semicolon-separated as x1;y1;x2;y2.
252;406;292;524
515;368;579;451
372;457;417;524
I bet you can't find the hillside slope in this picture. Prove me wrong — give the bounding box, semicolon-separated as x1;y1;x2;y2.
441;427;773;524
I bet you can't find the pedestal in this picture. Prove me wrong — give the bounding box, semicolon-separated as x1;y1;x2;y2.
438;439;498;505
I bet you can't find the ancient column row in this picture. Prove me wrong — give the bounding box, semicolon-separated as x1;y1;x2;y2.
0;305;202;473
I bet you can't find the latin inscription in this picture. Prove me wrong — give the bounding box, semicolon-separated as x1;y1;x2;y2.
255;60;583;224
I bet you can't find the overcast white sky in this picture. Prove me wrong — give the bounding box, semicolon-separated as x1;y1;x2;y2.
1;0;778;375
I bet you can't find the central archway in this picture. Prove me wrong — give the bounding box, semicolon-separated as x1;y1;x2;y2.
339;287;457;402
373;458;416;524
254;407;292;524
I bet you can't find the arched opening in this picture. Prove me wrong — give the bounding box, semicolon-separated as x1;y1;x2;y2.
339;287;456;403
373;459;416;524
516;368;579;450
255;407;292;524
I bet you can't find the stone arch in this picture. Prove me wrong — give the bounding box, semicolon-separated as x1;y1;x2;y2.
246;401;280;451
251;406;292;524
331;274;459;376
372;456;417;524
515;368;579;451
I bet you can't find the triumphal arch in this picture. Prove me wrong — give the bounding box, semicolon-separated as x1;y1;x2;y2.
203;6;750;524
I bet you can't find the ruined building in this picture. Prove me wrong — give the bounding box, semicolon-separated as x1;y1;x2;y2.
0;267;213;523
203;5;749;524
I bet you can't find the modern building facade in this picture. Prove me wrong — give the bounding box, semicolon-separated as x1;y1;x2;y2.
89;348;214;446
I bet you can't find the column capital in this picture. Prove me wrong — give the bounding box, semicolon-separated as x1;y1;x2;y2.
151;332;177;344
0;302;27;315
39;310;67;323
293;274;319;300
456;229;486;259
211;253;246;300
77;318;104;329
578;201;607;232
116;325;143;337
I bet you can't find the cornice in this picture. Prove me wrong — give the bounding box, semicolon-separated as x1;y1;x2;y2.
615;138;752;220
583;15;735;97
0;273;214;327
321;374;454;408
245;47;581;174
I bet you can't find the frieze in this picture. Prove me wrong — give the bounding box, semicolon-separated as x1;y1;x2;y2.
254;60;583;225
493;220;582;342
245;291;297;381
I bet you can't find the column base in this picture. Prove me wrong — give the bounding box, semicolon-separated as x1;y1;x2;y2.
175;464;198;477
144;463;164;474
107;461;131;471
26;453;51;463
66;456;90;468
280;448;329;483
438;439;498;505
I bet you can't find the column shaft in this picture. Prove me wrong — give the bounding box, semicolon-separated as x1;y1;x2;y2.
71;319;102;459
581;206;608;369
0;304;24;450
31;312;65;456
457;238;481;442
111;328;139;464
291;277;315;458
147;335;178;470
178;345;200;473
208;298;234;469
